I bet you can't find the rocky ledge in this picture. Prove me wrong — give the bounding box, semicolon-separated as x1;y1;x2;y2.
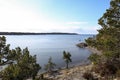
76;42;88;48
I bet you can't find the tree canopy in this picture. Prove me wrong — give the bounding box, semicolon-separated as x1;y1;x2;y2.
86;0;120;77
0;36;11;65
44;57;56;73
63;51;72;69
0;36;41;80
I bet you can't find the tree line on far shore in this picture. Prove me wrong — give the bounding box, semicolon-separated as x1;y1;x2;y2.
0;36;72;80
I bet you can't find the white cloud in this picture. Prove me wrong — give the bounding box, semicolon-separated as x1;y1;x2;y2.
0;0;100;34
65;21;101;34
0;0;60;32
0;0;78;33
66;21;88;25
77;25;101;34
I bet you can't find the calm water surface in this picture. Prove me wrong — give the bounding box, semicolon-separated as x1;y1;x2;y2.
5;35;93;71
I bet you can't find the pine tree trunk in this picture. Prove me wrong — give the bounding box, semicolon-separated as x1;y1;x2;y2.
66;62;68;69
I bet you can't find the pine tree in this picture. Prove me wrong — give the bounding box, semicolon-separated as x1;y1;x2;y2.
86;0;120;77
63;51;72;69
97;0;120;58
0;36;11;65
0;36;41;80
44;57;56;73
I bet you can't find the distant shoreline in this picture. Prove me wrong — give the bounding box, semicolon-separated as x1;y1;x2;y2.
0;32;78;35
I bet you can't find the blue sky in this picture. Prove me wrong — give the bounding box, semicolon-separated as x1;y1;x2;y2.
0;0;110;34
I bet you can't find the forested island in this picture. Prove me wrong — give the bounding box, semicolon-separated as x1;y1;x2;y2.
0;32;78;35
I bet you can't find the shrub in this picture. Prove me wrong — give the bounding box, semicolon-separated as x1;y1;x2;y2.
116;69;120;77
83;72;94;80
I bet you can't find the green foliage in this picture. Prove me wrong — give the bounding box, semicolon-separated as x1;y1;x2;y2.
96;0;120;55
86;0;120;78
1;47;41;80
82;72;95;80
116;69;120;77
0;36;11;65
93;60;118;77
97;0;120;58
44;57;56;73
88;53;100;64
98;0;120;28
63;51;72;69
85;37;96;47
0;36;41;80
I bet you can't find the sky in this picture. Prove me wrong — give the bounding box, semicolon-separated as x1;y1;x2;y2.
0;0;111;34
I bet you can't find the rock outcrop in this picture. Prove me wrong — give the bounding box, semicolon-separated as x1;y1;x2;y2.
76;42;88;48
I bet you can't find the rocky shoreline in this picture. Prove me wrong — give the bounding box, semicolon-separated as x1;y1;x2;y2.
86;46;102;55
76;42;102;54
35;46;101;80
37;64;92;80
36;45;119;80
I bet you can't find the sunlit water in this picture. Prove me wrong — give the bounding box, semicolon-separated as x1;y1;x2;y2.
5;34;93;71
